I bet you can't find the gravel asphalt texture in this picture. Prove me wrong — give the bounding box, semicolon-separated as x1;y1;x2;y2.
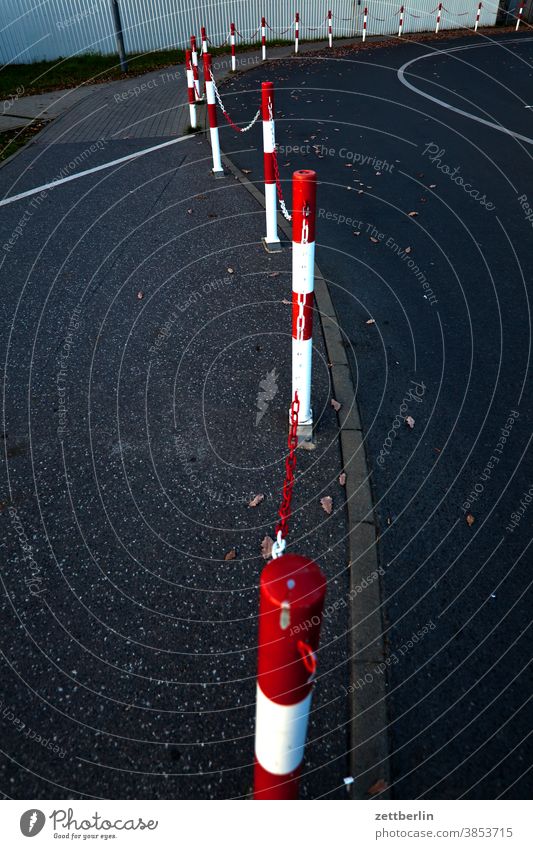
219;30;533;799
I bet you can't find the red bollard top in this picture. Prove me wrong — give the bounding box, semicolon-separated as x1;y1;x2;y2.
296;12;299;22
191;34;197;49
261;81;274;120
185;49;191;69
292;170;317;244
231;21;235;34
262;16;266;26
202;51;212;75
201;26;207;39
329;9;332;17
257;553;326;706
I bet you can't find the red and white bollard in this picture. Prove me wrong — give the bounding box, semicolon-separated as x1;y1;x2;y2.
185;50;197;130
230;22;236;71
475;1;482;30
295;12;299;53
398;5;404;37
435;2;442;33
254;553;326;800
201;25;208;54
262;82;281;252
190;36;202;102
292;170;316;439
516;2;524;29
261;16;267;60
202;53;224;178
328;10;333;47
363;6;368;42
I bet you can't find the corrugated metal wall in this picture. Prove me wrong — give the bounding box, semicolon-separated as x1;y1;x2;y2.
0;0;499;65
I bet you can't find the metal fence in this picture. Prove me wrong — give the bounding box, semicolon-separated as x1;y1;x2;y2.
0;0;499;65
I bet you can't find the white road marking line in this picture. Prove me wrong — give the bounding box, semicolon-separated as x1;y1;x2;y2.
0;133;197;208
398;37;533;146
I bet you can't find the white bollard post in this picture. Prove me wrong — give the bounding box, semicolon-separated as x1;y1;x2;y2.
328;10;333;47
203;52;224;178
291;170;316;440
230;22;236;71
475;2;481;31
261;16;267;60
185;50;197;130
398;5;404;37
201;25;208;54
363;6;368;42
516;2;524;29
262;82;281;252
435;2;442;33
295;12;299;53
190;36;202;102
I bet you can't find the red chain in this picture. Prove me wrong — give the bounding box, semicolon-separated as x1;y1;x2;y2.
220;106;244;133
275;393;300;540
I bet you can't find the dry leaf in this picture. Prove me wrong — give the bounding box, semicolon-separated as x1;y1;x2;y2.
368;778;389;795
224;549;237;561
320;496;333;514
405;416;415;429
227;267;234;274
366;318;375;324
408;211;418;217
242;168;252;174
248;494;264;508
370;236;379;243
339;472;347;486
353;230;360;236
331;398;341;412
282;298;291;305
466;513;475;527
429;183;436;188
404;246;412;254
269;271;280;277
261;535;274;559
187;208;193;214
136;291;144;300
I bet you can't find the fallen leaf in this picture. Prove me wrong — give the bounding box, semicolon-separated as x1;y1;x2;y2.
353;230;360;236
137;291;144;300
404;246;412;254
224;549;237;561
366;318;375;325
261;535;274;559
405;416;415;429
187;208;193;214
370;236;379;243
368;779;389;795
282;298;291;305
466;513;475;527
408;211;418;217
242;168;252;174
429;183;436;188
339;472;347;486
320;496;333;514
227;267;234;274
269;271;280;277
331;398;341;411
248;494;264;508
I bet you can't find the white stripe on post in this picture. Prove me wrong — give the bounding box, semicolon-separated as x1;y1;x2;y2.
262;82;281;252
190;36;201;102
201;25;208;54
203;52;224;177
255;688;312;775
292;170;316;437
185;50;197;129
516;3;524;29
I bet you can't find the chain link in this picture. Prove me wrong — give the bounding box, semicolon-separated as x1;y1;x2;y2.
268;99;292;221
210;71;261;132
272;392;300;557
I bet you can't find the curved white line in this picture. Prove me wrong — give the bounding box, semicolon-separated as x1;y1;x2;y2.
398;37;533;145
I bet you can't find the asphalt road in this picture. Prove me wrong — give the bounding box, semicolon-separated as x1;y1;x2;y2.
220;31;533;799
0;105;351;795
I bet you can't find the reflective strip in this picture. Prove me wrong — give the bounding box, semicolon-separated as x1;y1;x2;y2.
255;685;312;776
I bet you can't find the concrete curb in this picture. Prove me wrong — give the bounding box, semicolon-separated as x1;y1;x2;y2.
218;144;392;799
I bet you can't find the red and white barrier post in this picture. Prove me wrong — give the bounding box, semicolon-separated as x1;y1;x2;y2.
185;50;197;130
261;16;267;60
230;22;236;71
398;5;404;37
516;2;524;29
254;553;326;800
295;12;300;53
262;82;281;252
292;170;316;439
203;52;224;178
474;1;482;30
328;10;333;47
363;6;368;42
435;2;442;33
201;25;208;54
190;36;202;102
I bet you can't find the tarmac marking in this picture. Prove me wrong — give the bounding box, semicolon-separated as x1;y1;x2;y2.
398;37;533;146
0;132;196;208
